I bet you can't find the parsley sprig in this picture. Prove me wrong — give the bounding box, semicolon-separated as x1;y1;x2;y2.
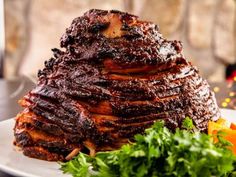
60;121;236;177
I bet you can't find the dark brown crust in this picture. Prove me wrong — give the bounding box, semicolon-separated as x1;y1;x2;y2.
14;9;220;161
22;146;64;161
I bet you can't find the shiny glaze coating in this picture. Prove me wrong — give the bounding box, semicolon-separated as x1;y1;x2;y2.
14;9;220;161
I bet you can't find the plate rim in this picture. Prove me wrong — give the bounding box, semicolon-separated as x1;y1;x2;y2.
0;163;40;177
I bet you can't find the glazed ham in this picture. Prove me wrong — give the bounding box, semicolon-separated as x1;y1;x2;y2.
14;9;220;161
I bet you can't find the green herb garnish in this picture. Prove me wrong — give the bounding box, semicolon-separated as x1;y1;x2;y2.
60;121;236;177
182;116;195;131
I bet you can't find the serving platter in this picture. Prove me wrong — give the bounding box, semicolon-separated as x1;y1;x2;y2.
0;109;235;177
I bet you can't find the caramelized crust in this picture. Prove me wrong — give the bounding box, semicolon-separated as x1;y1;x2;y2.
14;9;220;161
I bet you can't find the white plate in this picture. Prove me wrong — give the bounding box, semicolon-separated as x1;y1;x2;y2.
0;109;236;177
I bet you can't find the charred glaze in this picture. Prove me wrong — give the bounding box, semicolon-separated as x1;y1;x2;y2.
14;9;220;161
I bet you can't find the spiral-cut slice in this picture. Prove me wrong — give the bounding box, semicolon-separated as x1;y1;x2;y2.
14;9;220;161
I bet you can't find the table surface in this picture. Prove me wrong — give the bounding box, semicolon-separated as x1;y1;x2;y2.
0;78;233;177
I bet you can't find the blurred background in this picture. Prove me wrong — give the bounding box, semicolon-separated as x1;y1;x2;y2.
1;0;235;82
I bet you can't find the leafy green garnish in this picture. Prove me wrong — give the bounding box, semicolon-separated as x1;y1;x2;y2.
182;116;195;131
60;121;236;177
